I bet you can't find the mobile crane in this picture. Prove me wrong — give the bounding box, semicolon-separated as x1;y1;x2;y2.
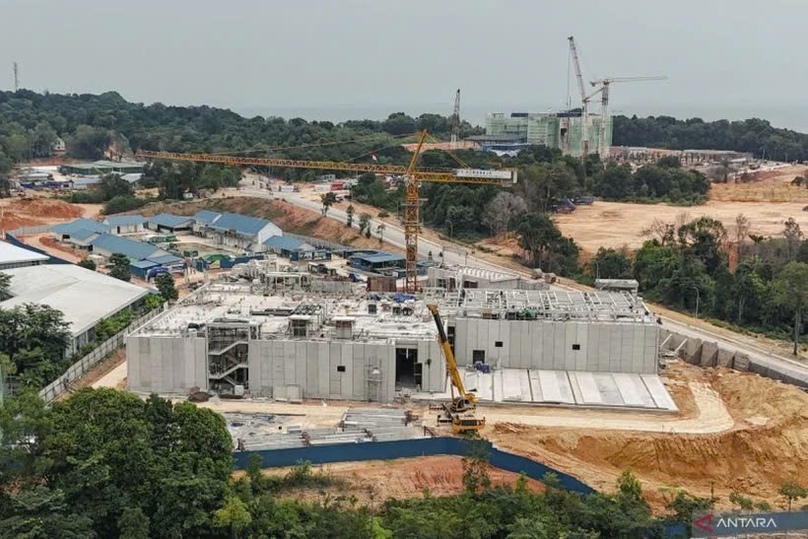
136;130;515;293
427;304;485;433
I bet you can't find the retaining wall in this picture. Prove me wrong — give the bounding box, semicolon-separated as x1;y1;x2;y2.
660;328;808;388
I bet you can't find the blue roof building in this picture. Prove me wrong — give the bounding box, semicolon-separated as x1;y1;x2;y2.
51;218;110;239
194;211;282;252
263;235;331;261
146;213;194;232
104;215;145;226
89;234;168;261
349;250;405;272
193;210;221;224
104;214;146;235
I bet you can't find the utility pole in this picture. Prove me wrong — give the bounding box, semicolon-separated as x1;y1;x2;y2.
13;62;19;91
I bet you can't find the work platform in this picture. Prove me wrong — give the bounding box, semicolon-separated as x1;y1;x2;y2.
414;368;678;412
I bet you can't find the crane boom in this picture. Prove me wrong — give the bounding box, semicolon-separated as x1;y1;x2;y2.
135;131;515;293
427;304;471;401
450;88;460;150
567;36;590;157
134;150;510;185
568;36;586;103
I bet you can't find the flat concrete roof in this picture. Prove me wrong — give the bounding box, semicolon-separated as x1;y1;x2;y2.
1;264;150;336
0;240;49;265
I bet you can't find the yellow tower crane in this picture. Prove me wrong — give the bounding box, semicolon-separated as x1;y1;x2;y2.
136;131;516;292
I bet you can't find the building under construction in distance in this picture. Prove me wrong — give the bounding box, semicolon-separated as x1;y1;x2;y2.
477;111;612;157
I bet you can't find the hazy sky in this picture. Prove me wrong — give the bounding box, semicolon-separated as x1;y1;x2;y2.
2;0;806;129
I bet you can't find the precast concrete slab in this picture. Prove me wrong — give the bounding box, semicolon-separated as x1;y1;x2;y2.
414;368;677;412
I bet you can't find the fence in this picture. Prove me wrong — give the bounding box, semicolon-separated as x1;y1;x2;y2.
7;224;53;236
38;306;164;403
234;436;595;495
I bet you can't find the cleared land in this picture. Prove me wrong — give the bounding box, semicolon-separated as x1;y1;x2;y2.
710;164;808;202
550;200;808;253
488;362;808;512
240;456;543;508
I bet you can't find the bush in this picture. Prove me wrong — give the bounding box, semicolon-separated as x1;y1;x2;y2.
62;189;107;204
103;195;149;215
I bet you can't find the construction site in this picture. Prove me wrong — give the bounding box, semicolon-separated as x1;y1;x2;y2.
120;256;807;510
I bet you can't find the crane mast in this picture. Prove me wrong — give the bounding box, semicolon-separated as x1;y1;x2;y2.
590;75;667;158
450;89;461;150
567;36;590;157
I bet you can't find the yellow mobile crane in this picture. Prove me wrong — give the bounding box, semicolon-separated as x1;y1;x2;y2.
136;131;515;293
427;304;485;433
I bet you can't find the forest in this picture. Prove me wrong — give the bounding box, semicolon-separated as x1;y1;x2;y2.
0;387;746;539
613;115;808;162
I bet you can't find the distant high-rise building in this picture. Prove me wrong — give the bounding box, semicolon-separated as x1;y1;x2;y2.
481;111;613;157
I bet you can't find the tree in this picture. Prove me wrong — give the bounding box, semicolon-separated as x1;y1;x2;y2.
214;496;252;538
778;480;807;512
99;173;134;200
359;212;371;237
461;442;491;494
734;213;751;259
118;507;150;539
783;217;803;261
320;192;337;217
376;223;386;245
510;212;579;274
38;389;233;538
155;274;178;301
0;272;10;299
0;304;71;388
67;125;110;159
773;262;808;355
482;192;527;236
108;253;131;282
346;204;355;227
77;258;96;271
0;486;95;539
589;247;632;280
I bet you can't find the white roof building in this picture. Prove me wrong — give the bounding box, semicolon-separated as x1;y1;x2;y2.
0;240;49;270
1;264;150;352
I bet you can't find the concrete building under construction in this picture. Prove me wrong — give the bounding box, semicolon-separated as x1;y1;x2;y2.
482;111;612;157
127;264;675;411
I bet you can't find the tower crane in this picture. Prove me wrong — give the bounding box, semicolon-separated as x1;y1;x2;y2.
135;131;516;293
450;89;461;150
590;76;667;159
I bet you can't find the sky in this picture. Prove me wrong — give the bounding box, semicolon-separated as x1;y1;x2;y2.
1;0;806;130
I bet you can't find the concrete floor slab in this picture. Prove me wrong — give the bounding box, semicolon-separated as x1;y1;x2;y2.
641;374;678;411
594;373;623;406
415;368;677;412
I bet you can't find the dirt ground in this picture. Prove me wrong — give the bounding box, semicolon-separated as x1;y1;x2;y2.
487;362;808;513
550;200;808;253
0;198;94;230
710;164;808;202
239;456;543;508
